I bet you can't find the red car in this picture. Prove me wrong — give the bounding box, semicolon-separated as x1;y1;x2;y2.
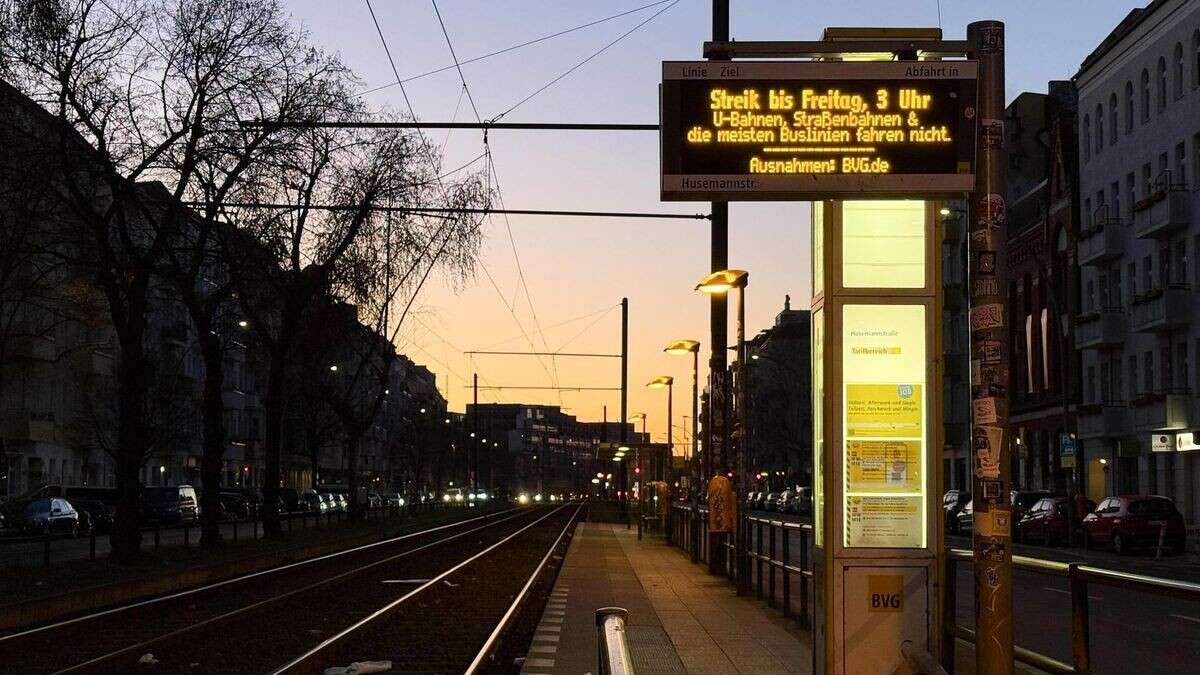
1017;496;1071;546
1083;495;1187;555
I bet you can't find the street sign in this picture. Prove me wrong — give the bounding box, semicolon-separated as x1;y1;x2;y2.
1059;433;1076;458
1175;432;1200;452
1152;434;1175;452
660;60;978;200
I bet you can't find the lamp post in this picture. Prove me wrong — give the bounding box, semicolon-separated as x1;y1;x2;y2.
646;376;674;483
665;340;701;491
696;268;749;584
630;412;647;540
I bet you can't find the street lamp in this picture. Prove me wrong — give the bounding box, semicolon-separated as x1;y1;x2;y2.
695;268;749;485
665;339;701;495
646;376;673;484
696;268;750;591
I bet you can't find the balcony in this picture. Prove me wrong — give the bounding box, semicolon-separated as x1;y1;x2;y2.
1076;403;1132;440
1073;309;1127;349
1133;173;1190;238
1131;391;1192;431
1130;285;1192;333
1077;217;1124;267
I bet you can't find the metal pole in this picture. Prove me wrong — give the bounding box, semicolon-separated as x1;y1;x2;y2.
967;20;1013;675
707;0;730;578
736;285;751;596
472;373;478;493
692;349;700;488
667;380;673;482
621;297;629;528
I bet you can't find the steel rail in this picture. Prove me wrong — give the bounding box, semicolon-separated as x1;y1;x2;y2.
464;502;583;674
271;504;573;674
48;507;536;674
0;507;517;644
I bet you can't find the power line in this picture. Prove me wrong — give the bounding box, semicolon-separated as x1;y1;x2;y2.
465;386;621;391
430;0;562;404
464;351;622;359
493;0;681;121
188;205;708;221
355;0;674;97
240;122;658;130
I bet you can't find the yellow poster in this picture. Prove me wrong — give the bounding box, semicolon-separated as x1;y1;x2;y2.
846;383;923;438
846;440;921;493
845;496;923;548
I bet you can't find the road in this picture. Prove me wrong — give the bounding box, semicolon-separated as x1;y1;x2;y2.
743;509;1200;674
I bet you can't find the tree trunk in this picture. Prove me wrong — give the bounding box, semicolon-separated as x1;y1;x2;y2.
261;354;286;538
111;329;148;562
198;330;226;548
345;434;361;520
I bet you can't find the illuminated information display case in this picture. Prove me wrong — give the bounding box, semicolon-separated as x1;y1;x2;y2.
660;61;977;200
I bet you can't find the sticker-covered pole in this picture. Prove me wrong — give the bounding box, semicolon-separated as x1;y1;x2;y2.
967;20;1013;675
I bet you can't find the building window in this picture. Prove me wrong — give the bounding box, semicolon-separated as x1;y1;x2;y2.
1144;255;1154;291
1158;56;1168;111
1176;239;1188;286
1194;30;1200;88
1125;81;1135;131
1176;141;1187;186
1084;197;1092;227
1180;341;1189;392
1130;356;1140;396
1194;133;1200;191
1141;68;1151;121
1128;261;1137;299
1127;172;1136;219
1086;366;1096;403
1176;42;1186;99
1083;115;1091;161
1144;351;1155;394
1111;180;1120;218
1095;104;1104;153
1109;93;1119;142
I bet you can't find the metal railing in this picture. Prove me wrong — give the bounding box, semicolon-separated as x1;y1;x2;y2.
596;607;634;675
669;503;814;626
943;548;1200;675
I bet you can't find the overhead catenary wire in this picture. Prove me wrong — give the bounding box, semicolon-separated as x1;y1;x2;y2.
187;203;708;219
492;0;681;121
431;0;563;404
355;0;675;97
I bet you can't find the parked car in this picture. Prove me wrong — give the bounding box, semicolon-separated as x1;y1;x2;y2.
755;492;769;510
141;485;199;525
792;487;813;516
745;491;759;509
322;493;347;513
956;499;974;534
763;492;782;512
1017;496;1072;546
70;499;113;533
385;493;405;508
217;492;252;520
1010;490;1054;539
366;493;383;508
943;490;971;535
19;498;80;535
277;487;301;513
1084;495;1187;555
300;490;328;513
778;489;797;514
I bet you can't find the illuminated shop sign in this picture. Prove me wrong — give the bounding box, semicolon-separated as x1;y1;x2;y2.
661;61;978;200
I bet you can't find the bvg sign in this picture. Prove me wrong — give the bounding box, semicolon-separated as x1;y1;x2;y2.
867;574;904;613
660;60;978;200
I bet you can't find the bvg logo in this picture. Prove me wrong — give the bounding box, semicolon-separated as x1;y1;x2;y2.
868;574;904;613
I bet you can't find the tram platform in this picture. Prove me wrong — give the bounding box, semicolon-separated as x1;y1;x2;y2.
518;521;811;675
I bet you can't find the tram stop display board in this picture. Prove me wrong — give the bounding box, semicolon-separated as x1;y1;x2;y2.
660;60;978;200
660;31;996;672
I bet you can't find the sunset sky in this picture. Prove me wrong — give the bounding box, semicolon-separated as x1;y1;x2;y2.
284;0;1140;451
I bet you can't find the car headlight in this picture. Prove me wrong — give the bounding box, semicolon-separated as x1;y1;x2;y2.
518;494;529;504
443;494;451;502
455;494;463;502
534;494;543;502
398;498;405;506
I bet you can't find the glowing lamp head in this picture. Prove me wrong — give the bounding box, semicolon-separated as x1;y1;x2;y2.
695;269;748;294
664;339;700;355
646;375;674;389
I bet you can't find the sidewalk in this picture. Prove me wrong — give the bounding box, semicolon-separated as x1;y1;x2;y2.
519;522;811;675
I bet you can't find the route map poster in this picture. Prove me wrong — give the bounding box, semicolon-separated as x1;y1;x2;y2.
842;305;927;548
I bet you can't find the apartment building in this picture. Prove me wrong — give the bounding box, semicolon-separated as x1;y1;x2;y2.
1074;0;1200;520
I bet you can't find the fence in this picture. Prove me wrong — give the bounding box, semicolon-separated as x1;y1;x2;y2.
669;503;813;626
0;500;454;569
669;502;1200;675
943;547;1200;675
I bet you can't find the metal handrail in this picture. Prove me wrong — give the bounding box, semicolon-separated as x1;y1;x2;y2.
595;607;634;675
